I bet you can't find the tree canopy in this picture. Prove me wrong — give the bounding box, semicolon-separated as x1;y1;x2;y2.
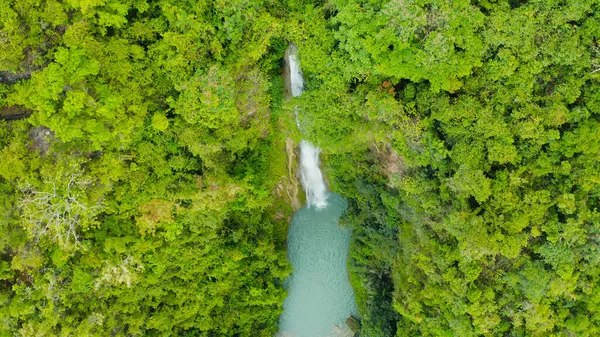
1;0;600;336
0;0;292;335
294;0;600;336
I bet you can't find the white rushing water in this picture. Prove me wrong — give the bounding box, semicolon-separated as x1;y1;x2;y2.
299;141;328;209
287;44;305;98
286;44;329;209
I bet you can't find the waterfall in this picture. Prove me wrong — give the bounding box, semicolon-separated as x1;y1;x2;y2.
299;141;328;209
287;44;305;98
286;44;329;209
279;43;358;337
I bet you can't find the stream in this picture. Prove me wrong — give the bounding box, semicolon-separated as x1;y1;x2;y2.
277;44;358;337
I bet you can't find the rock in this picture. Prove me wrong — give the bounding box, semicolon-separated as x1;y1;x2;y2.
0;70;32;85
0;105;32;120
346;315;361;333
368;142;405;188
285;138;302;211
29;126;54;155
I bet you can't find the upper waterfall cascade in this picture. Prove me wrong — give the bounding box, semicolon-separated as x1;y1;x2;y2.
287;44;305;98
286;44;329;209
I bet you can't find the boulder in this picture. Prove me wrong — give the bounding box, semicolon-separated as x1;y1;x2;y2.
346;315;361;334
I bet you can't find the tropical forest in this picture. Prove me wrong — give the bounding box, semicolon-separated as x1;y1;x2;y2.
1;0;600;336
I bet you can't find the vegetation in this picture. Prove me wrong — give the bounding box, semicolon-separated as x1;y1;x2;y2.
1;0;600;336
294;0;600;336
0;1;293;336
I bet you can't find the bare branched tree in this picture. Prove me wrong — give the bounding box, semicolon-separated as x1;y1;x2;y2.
94;256;144;290
19;173;102;249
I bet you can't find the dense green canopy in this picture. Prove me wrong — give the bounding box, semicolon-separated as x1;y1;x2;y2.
1;0;599;336
294;0;600;336
0;0;293;335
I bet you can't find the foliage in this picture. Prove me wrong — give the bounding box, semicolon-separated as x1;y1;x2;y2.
2;0;600;336
0;0;292;336
295;0;600;336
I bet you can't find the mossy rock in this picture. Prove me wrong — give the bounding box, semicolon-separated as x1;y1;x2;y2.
346;315;361;333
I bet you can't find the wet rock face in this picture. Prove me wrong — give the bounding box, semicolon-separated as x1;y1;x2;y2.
282;48;292;100
285;138;302;211
29;126;54;155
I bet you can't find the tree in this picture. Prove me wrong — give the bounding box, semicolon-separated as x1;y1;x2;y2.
19;173;102;250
